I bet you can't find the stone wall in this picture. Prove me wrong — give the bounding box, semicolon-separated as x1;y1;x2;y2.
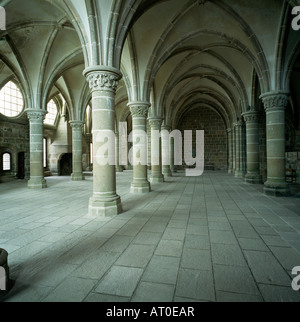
0;116;30;181
177;106;228;171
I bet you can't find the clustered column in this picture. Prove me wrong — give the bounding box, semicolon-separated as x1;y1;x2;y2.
70;121;85;181
26;109;47;189
84;66;122;216
261;92;290;196
149;118;164;183
243;110;261;184
129;102;151;193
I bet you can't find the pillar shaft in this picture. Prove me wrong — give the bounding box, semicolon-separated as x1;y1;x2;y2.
115;132;123;172
243;111;261;184
84;67;122;216
261;92;290;196
70;121;85;181
161;125;172;177
149;118;164;183
85;133;92;171
227;128;233;174
234;121;244;178
170;136;176;173
26;109;47;189
129;102;151;193
232;124;236;173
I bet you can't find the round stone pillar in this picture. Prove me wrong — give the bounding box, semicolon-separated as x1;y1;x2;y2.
129;102;151;193
227;128;233;174
26;109;47;189
85;133;92;171
261;92;290;196
161;125;173;177
70;121;85;181
84;66;122;216
170;136;177;173
149;118;164;183
232;124;236;174
234;121;244;178
243;111;262;184
115;131;123;173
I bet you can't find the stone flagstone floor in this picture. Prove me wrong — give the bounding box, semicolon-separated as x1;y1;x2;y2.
0;171;300;302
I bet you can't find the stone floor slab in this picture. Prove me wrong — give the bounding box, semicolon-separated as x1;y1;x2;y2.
0;172;300;303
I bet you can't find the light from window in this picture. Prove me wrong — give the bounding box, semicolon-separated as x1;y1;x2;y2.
45;99;58;125
3;153;11;171
0;81;24;117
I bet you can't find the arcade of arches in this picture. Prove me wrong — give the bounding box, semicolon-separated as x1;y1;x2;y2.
1;0;300;218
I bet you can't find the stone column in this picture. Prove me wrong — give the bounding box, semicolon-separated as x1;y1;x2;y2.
234;121;243;178
170;136;176;173
227;128;233;174
115;131;123;173
26;109;47;189
232;123;236;174
85;133;92;171
70;121;85;181
243;111;261;184
149;118;164;183
83;66;122;216
129;102;151;193
161;124;172;177
261;92;290;196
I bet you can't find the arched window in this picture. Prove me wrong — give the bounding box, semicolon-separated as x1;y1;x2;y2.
0;81;24;117
44;99;58;125
2;153;11;171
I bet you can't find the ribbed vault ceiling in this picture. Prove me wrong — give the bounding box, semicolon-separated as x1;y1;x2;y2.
0;0;299;129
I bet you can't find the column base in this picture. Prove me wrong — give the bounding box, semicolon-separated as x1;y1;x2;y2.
162;169;172;177
130;180;151;193
71;173;85;181
150;174;164;183
88;195;122;217
234;170;245;178
28;178;47;189
263;181;291;197
245;173;262;184
116;166;124;173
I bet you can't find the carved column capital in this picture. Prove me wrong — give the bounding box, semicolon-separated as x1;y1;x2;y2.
69;121;84;130
128;102;150;119
260;92;289;112
26;109;47;122
242;111;259;124
233;120;243;128
149;118;163;130
83;66;122;93
161;124;171;131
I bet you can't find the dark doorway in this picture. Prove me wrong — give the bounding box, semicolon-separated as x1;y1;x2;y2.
60;153;72;176
17;152;25;179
